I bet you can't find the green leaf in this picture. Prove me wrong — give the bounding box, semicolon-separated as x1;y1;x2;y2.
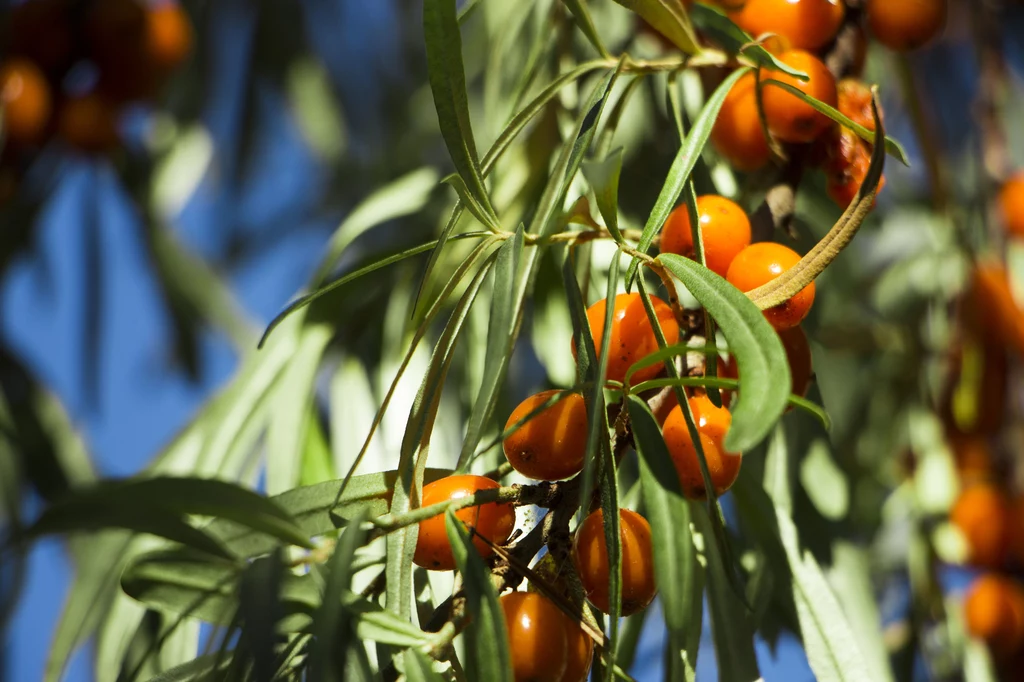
626;396;698;680
582;149;626;243
237;551;285;680
760;78;910;166
626;67;751;286
693;508;761;682
441;174;501;232
457;225;525;468
143;653;231;682
688;4;810;78
614;0;701;55
656;254;790;452
204;469;453;559
307;514;367;682
313;168;442;285
445;511;512;682
424;0;497;221
260;232;491;348
562;0;611;58
403;649;447;682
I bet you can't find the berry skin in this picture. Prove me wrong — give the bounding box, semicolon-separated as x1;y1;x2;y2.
760;50;838;144
146;3;194;75
500;592;569;682
711;72;772;172
503;391;588;481
964;574;1024;660
717;325;812;407
413;475;516;571
576;293;680;385
730;0;845;51
0;59;52;145
57;94;121;154
662;394;742;499
561;622;594;682
572;509;657;616
823;129;887;209
661;196;752;278
866;0;946;52
998;173;1024;239
950;483;1011;569
726;242;816;330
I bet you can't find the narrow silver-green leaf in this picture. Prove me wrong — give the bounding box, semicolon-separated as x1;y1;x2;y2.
615;0;701;55
562;0;612;58
582;149;626;243
445;511;512;682
627;67;751;286
403;649;447;682
657;254;790;451
688;4;810;78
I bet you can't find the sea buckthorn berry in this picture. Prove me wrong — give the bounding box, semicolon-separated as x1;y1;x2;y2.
730;0;845;52
0;59;52;145
500;592;569;682
950;483;1010;569
837;79;876;131
661;196;752;278
413;475;516;571
866;0;946;52
57;94;121;154
726;242;816;330
146;3;194;75
575;293;680;385
572;509;657;616
561;621;594;682
503;391;588;481
964;574;1024;660
711;72;772;172
998;173;1024;239
760;50;838;144
716;325;812;407
823;130;886;209
663;394;742;499
967;263;1024;359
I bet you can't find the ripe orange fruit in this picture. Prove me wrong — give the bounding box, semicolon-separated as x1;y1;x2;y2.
716;325;812;407
950;483;1011;569
823;129;887;209
836;79;876;131
661;195;752;278
413;475;516;571
0;59;52;145
7;0;77;76
967;262;1024;359
866;0;946;52
561;622;595;682
760;50;838;144
57;94;121;153
145;3;194;74
730;0;845;51
572;508;657;616
576;293;680;385
726;242;816;330
964;574;1024;660
998;172;1024;239
662;394;742;499
500;592;569;682
503;390;588;481
711;72;772;172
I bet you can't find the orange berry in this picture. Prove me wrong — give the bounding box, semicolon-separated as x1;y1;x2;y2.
726;242;816;330
572;509;657;616
964;574;1024;660
836;79;876;131
413;475;516;571
950;483;1011;569
57;94;121;153
824;131;886;209
503;391;588;481
760;49;838;144
500;592;569;682
663;394;742;499
146;3;194;74
711;72;772;172
730;0;845;51
576;293;680;385
998;173;1024;239
866;0;946;52
560;622;595;682
967;262;1024;359
0;59;52;145
661;196;752;278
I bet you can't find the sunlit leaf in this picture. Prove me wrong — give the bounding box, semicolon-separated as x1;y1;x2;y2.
614;0;700;55
582;149;625;243
562;0;611;58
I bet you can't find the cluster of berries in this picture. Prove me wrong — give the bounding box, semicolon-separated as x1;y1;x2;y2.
944;175;1024;670
696;0;944;209
0;0;192;194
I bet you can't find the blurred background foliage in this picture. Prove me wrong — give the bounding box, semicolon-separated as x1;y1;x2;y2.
2;0;1024;680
